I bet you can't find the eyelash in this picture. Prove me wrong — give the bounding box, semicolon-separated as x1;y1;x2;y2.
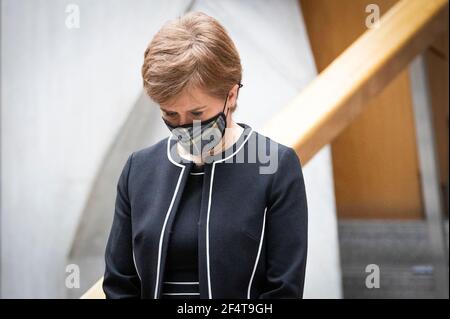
165;112;203;117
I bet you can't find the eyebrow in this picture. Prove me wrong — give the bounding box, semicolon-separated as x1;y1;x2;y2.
161;105;206;113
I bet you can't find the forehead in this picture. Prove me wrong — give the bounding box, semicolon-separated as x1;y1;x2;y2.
162;87;217;111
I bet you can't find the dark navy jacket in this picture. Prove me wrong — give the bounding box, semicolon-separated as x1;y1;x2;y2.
103;123;308;299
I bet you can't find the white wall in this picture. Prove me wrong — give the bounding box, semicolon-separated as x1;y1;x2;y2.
0;0;191;298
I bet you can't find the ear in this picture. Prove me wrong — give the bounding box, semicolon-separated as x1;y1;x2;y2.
230;84;240;102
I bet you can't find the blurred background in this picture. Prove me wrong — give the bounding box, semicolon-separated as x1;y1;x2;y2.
0;0;448;299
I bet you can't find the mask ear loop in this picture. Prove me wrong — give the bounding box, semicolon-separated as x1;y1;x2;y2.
223;82;243;116
215;82;243;156
220;92;230;151
234;82;243;112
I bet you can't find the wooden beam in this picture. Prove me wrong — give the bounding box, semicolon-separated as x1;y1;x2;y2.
80;277;105;299
261;0;449;165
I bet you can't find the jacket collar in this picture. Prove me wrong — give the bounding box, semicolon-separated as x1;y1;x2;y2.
166;122;253;166
155;122;254;299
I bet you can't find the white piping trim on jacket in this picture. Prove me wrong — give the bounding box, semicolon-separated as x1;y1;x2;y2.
132;249;141;282
166;136;185;168
163;281;199;285
153;138;186;298
165;129;254;299
162;292;200;296
247;206;267;299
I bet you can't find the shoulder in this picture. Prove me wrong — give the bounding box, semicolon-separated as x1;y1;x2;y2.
249;129;301;166
116;137;169;183
129;136;170;166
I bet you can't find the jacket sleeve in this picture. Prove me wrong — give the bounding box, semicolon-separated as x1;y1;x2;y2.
259;147;308;299
103;152;141;298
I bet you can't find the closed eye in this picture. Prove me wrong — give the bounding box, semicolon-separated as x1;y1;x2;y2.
164;111;177;117
191;111;203;117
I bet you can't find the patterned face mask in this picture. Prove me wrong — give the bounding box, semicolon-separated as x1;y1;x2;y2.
163;83;243;156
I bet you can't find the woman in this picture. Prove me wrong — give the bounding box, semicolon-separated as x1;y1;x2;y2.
103;11;308;299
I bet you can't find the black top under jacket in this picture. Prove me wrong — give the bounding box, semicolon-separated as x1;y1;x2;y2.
160;163;204;299
103;123;308;299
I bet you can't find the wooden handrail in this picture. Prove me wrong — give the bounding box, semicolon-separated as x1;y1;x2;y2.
260;0;448;165
80;0;449;299
81;277;105;299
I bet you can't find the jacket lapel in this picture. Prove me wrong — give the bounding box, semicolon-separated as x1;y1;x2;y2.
155;125;253;299
197;163;214;299
153;137;193;298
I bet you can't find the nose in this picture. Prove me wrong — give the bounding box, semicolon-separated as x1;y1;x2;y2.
177;113;191;126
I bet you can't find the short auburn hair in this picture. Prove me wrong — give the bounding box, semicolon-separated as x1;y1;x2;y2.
141;11;242;111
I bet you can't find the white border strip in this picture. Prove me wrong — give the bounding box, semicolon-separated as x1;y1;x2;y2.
153;138;186;298
162;293;200;296
132;249;141;282
247;207;267;299
163;281;199;285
